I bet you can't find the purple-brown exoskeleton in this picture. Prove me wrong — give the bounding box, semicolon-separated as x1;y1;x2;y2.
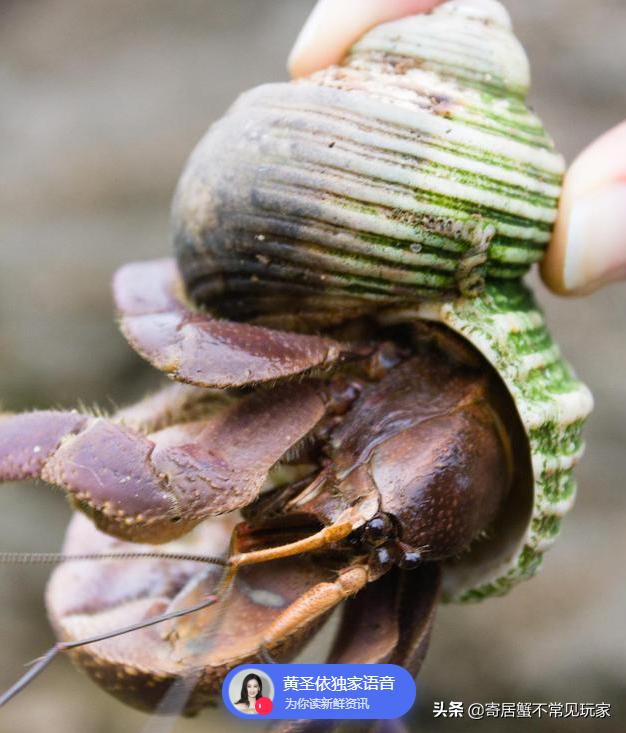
0;257;521;721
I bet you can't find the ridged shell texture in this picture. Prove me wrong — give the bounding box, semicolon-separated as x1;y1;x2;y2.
174;0;565;320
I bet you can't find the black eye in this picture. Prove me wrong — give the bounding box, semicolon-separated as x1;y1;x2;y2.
363;514;396;547
399;550;422;570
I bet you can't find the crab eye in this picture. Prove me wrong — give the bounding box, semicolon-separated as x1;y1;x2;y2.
363;514;396;547
398;550;422;571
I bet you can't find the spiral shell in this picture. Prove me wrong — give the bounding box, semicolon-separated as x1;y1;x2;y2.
174;0;564;322
171;0;593;601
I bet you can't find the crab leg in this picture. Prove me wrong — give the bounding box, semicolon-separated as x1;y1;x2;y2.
229;519;355;568
0;380;328;543
0;382;222;482
269;565;442;733
40;514;371;714
114;259;364;388
260;565;368;647
113;382;228;434
328;565;441;672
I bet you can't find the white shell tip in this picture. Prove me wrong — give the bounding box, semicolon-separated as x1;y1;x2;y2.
436;0;512;29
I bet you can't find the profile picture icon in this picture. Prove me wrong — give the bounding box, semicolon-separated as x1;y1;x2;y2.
228;669;274;715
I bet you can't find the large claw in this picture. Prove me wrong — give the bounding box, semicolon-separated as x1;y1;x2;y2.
0;381;327;543
114;259;361;388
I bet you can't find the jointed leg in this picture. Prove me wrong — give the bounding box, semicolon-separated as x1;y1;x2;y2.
261;565;368;650
268;565;441;733
0;379;328;544
229;521;355;568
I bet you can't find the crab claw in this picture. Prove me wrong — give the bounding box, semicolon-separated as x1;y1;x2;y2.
114;259;361;388
0;381;327;544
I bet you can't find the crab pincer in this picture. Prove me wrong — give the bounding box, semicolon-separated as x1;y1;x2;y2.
0;379;330;543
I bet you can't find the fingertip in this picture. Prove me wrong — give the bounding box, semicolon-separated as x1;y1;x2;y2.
287;0;335;79
288;0;444;78
542;121;626;295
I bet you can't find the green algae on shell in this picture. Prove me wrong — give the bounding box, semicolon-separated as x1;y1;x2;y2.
173;0;564;322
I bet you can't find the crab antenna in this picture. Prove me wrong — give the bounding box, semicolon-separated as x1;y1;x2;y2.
0;594;218;708
0;551;228;566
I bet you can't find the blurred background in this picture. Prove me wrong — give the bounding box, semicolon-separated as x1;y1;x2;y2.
0;1;624;731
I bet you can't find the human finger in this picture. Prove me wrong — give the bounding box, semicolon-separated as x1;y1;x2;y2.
542;121;626;295
288;0;444;78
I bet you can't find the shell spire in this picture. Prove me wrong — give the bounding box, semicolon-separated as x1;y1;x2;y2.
345;0;529;97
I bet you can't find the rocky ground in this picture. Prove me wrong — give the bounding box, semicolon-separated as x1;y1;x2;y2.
1;1;625;732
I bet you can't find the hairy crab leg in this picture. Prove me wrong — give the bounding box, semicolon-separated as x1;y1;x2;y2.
259;565;369;647
0;379;330;543
328;565;442;673
114;259;366;388
0;380;225;483
113;381;230;434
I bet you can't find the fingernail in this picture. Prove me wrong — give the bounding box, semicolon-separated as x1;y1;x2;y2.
563;182;626;293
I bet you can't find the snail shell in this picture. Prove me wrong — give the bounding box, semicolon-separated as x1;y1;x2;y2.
170;0;593;601
174;0;564;325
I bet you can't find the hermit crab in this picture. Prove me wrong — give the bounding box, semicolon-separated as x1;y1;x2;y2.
0;0;593;728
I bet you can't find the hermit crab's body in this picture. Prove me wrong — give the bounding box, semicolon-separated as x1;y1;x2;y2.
0;0;592;726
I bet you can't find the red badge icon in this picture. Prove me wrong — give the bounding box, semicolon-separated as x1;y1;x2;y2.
255;696;273;715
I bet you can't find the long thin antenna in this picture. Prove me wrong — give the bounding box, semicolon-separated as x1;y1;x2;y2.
0;551;227;566
0;594;218;708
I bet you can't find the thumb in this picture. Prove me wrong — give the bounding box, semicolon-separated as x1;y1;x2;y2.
288;0;444;78
542;121;626;295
